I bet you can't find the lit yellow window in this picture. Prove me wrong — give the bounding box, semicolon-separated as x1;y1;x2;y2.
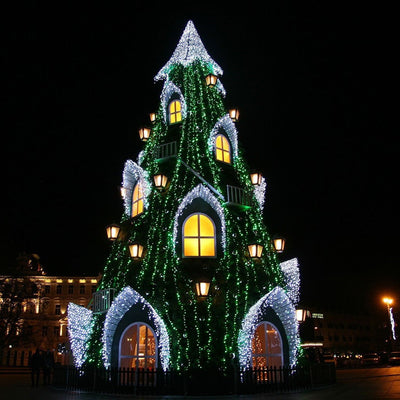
169;100;182;124
215;134;231;164
131;182;144;217
183;213;216;257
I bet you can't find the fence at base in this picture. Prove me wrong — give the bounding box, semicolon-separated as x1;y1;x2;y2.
54;364;336;396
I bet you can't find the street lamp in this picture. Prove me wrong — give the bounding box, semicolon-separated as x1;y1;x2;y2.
383;297;396;341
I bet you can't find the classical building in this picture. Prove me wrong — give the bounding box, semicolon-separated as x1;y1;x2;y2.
0;269;100;366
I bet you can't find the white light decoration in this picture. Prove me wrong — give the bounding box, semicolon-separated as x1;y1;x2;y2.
172;184;226;253
160;81;187;124
67;303;93;368
102;286;170;370
389;306;397;340
208;114;238;159
154;20;223;82
237;286;300;368
121;160;151;216
280;258;300;305
253;176;266;211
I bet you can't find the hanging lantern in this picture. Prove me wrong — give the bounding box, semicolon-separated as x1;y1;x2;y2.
296;309;309;322
195;281;210;298
129;243;144;260
149;113;156;124
119;186;126;199
205;73;218;87
139;127;151;141
153;174;168;189
250;172;263;185
248;244;263;259
273;236;285;253
229;108;239;122
106;223;121;241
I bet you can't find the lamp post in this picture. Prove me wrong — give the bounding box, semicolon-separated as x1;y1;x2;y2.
383;297;396;341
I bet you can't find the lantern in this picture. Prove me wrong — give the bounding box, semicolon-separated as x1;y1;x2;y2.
149;113;156;124
296;309;309;322
250;172;263;185
205;73;218;87
248;244;263;259
229;108;239;122
273;236;285;253
195;281;210;298
139;127;151;141
106;223;120;241
153;174;168;189
129;243;144;260
119;186;126;199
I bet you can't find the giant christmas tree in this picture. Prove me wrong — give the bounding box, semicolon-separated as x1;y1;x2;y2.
68;20;300;373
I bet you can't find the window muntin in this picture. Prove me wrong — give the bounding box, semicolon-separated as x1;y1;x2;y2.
183;213;216;257
251;322;283;368
132;182;144;217
169;100;182;124
215;134;231;164
119;322;157;370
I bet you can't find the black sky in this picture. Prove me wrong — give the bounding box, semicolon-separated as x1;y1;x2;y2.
1;4;397;313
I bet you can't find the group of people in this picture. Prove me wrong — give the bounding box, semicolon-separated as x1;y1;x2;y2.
29;348;55;387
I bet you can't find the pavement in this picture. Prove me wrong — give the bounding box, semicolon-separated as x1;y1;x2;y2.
2;367;400;400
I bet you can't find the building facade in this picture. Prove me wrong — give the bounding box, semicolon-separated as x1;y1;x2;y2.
0;272;100;366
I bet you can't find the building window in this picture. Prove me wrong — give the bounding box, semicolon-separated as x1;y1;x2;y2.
132;182;144;217
183;213;216;257
55;305;61;315
80;285;85;294
119;322;157;369
169;100;182;124
44;285;50;294
42;326;48;337
251;322;283;368
215;134;231;164
56;285;62;294
91;285;97;293
68;285;74;294
54;326;60;337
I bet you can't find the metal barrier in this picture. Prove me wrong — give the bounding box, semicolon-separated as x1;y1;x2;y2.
54;363;336;395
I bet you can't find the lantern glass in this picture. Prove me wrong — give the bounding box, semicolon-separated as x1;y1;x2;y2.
149;113;156;123
205;74;218;87
250;172;262;185
229;108;239;122
139;127;151;141
106;224;120;241
153;174;168;188
195;281;210;298
129;243;144;259
273;237;285;253
248;244;263;258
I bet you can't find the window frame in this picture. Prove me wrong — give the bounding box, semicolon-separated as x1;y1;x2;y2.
131;181;144;218
168;99;182;125
215;134;231;164
118;322;158;370
251;321;284;368
182;212;216;258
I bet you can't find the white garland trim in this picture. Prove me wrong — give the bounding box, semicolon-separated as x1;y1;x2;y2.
102;286;170;370
238;286;299;368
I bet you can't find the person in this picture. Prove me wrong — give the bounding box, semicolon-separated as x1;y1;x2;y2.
43;349;55;385
29;348;42;387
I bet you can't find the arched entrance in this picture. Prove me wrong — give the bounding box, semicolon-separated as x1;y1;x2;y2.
251;321;283;368
119;322;157;369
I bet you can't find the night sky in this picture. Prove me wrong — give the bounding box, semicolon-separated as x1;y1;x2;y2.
2;5;396;313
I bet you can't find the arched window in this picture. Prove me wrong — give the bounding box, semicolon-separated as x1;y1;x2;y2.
169;100;182;124
251;322;283;368
183;213;216;257
215;134;231;164
119;322;157;369
132;182;144;217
